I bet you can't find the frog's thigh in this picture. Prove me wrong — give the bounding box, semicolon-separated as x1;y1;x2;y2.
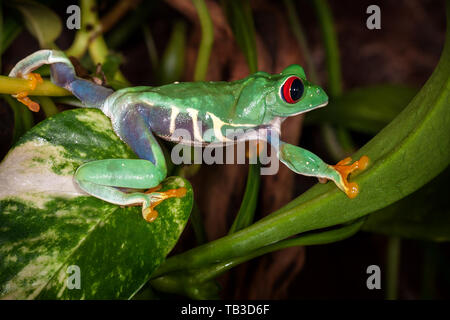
75;158;165;206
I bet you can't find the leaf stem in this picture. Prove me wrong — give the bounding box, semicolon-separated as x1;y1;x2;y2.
229;163;260;234
190;203;207;245
386;236;401;300
311;0;342;97
192;0;214;81
151;219;363;293
36;96;58;118
100;0;140;34
0;75;70;96
283;0;318;83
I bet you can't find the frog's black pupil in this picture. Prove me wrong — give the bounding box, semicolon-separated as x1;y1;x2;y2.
290;78;304;101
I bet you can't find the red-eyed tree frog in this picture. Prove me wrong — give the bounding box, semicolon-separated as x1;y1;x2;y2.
9;50;368;222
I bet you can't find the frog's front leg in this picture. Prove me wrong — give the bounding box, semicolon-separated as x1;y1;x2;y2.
277;142;369;198
75;108;186;222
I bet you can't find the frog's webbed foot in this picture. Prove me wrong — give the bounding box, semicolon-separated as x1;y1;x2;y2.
141;187;187;222
13;73;43;112
328;155;369;198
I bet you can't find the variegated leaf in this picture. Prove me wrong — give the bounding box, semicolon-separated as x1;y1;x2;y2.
0;108;193;299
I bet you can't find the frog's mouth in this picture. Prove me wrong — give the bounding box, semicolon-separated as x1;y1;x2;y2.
289;100;328;116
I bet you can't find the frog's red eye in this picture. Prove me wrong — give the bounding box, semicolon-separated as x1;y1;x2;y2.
281;76;304;104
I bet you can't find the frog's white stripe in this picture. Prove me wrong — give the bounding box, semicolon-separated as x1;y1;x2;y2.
206;111;255;142
169;106;180;134
186;108;204;142
206;112;231;142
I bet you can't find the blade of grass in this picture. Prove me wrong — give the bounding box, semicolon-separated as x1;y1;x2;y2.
190;203;207;245
283;0;318;83
312;0;356;160
229;163;260;234
2;95;33;144
141;25;158;73
192;0;214;81
0;16;23;55
36;96;58;118
156;21;187;85
222;0;258;73
311;0;342;97
386;236;401;300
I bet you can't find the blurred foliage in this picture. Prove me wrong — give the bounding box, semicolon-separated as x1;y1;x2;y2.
10;0;62;48
305;84;418;134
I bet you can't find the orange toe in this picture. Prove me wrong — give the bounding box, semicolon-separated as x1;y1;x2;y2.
142;187;187;222
13;73;43;112
142;206;158;222
331;155;369;198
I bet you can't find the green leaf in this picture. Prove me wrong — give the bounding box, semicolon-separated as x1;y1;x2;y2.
157;21;187;85
228;163;260;234
0;15;23;55
11;0;62;48
152;1;450;276
35;96;58;118
305;85;417;134
0;108;193;299
312;0;342;97
222;0;258;73
101;53;123;83
362;169;450;242
2;95;33;144
192;0;214;81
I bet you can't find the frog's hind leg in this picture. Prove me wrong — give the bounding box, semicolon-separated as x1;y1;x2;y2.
75;159;185;222
9;49;113;111
75;107;186;222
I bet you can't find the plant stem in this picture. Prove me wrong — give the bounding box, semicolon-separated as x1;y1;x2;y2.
151;219;363;293
192;0;214;81
421;242;438;299
141;25;158;73
151;187;367;278
0;76;70;96
190;203;207;245
100;0;140;34
36;96;58;118
65;0;92;58
283;0;318;83
312;0;356;159
386;236;401;300
229;163;260;234
2;95;33;144
311;0;342;97
196;218;364;282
